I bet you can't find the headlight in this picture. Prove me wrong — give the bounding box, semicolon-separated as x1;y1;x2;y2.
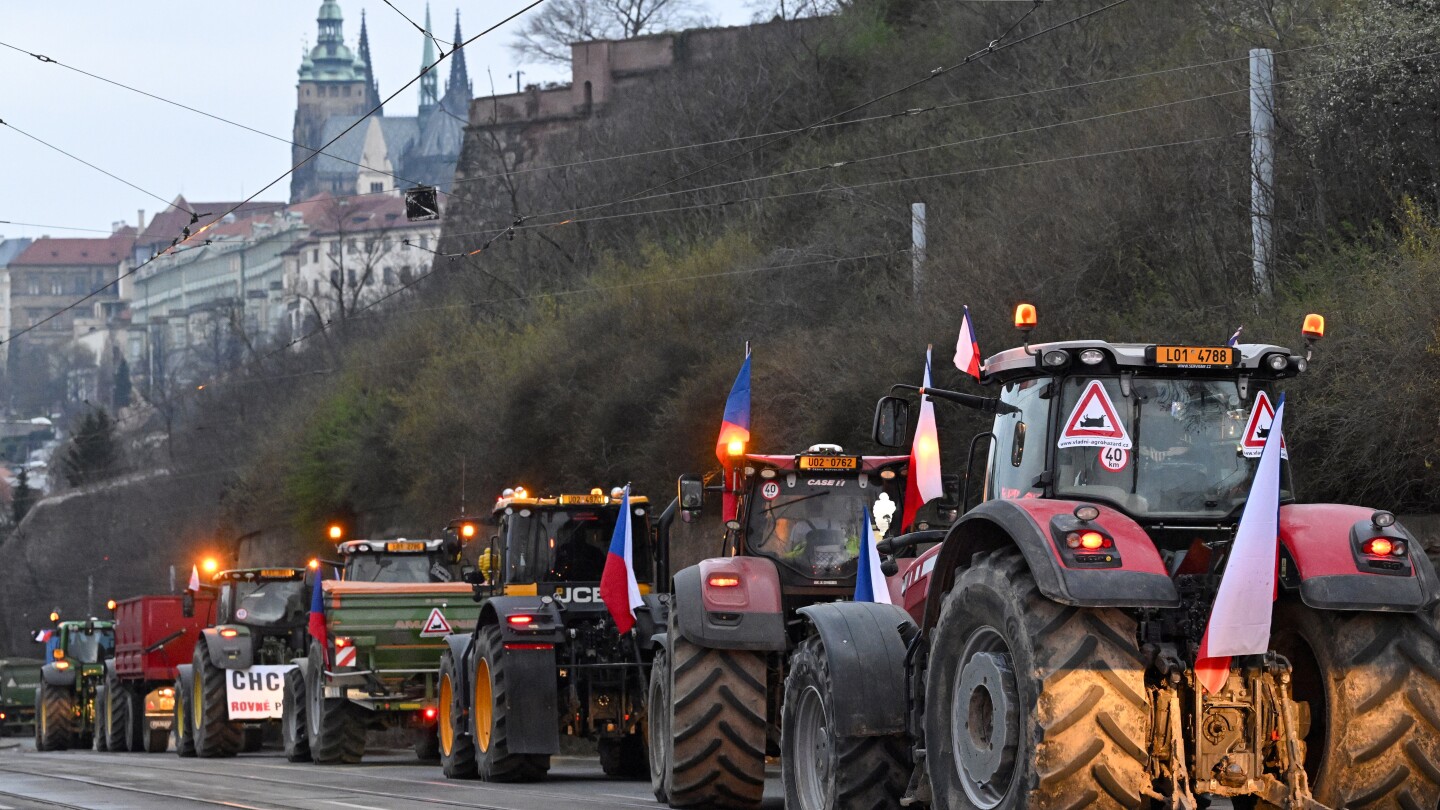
1079;349;1105;365
1266;353;1289;371
1042;350;1070;368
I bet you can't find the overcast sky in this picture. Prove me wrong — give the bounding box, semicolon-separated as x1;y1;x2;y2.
0;1;755;242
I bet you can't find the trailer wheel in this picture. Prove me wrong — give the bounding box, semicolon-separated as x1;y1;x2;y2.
599;734;647;778
192;638;241;757
1272;600;1440;809
104;671;130;751
667;615;767;809
927;548;1150;810
282;666;311;762
93;684;109;751
438;648;478;778
647;646;673;802
173;675;196;757
782;634;909;810
471;624;549;782
307;642;366;764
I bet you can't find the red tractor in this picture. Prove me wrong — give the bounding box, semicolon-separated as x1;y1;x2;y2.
780;310;1440;810
648;444;932;808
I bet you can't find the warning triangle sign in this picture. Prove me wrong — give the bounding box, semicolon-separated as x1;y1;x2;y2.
419;607;453;638
1241;391;1288;459
1058;380;1132;450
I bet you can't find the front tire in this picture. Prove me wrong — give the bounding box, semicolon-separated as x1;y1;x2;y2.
282;666;311;762
647;646;673;802
1272;600;1440;809
926;548;1150;810
667;613;767;809
93;684;109;751
438;649;477;778
782;634;909;810
307;642;366;764
104;671;130;751
173;674;196;757
191;639;241;757
471;625;549;782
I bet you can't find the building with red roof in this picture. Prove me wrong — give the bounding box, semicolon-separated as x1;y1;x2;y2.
6;229;134;349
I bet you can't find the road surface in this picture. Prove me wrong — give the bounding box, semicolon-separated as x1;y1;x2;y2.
0;739;784;809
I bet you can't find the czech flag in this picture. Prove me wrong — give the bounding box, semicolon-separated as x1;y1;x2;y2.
1194;395;1285;694
600;487;644;635
1227;326;1244;347
33;629;53;643
188;565;201;592
307;571;328;665
715;351;752;463
854;503;892;604
953;305;982;380
902;348;944;532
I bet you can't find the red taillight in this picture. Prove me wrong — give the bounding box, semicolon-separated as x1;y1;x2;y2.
507;615;534;626
423;707;437;720
503;643;554;651
708;575;741;588
1364;538;1404;557
1080;532;1106;550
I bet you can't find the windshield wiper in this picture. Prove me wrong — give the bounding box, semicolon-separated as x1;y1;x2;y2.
764;491;831;514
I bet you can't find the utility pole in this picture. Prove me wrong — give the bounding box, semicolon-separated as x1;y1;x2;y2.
911;202;927;303
1250;48;1276;297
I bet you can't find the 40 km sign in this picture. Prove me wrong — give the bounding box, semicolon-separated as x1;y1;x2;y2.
224;664;295;720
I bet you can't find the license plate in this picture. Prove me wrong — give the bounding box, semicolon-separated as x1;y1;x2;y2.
1149;345;1237;368
387;541;425;552
798;455;859;471
559;494;607;505
258;569;297;579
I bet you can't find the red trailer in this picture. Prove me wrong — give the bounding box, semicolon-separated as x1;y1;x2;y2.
98;593;216;753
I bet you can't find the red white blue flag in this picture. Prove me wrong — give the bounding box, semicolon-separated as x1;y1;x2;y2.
902;348;944;531
33;629;53;643
953;305;982;380
307;571;328;664
600;487;644;635
854;503;892;604
715;351;751;463
1195;394;1285;694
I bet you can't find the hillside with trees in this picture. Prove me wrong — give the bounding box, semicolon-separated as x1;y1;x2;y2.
5;0;1440;637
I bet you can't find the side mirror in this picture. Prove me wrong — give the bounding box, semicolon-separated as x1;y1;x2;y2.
678;474;704;513
182;591;195;618
872;396;911;449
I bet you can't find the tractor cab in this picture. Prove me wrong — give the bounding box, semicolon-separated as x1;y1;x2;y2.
480;487;654;603
41;619;115;669
720;446;910;588
335;537;465;584
212;568;309;632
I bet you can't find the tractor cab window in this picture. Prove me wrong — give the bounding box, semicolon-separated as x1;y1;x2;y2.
1055;376;1292;518
65;628;114;664
987;378;1052;501
505;507;653;585
346;553;445;583
745;477;901;580
230;579;308;627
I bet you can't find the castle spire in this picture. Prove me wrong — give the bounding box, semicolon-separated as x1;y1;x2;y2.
358;9;383;115
418;3;438;114
445;10;471;102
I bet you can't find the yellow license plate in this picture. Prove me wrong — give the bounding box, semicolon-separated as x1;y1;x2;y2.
387;541;425;552
1151;345;1237;368
259;569;296;579
559;494;607;505
798;455;859;471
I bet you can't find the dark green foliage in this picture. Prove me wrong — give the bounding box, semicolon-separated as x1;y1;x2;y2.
57;409;118;489
112;359;131;410
13;468;34;524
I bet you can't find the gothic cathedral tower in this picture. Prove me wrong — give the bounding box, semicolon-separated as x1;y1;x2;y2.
291;0;372;202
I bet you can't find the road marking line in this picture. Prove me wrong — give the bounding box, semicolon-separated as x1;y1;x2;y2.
325;802;392;810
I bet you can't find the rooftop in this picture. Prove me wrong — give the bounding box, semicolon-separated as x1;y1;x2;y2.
11;231;135;267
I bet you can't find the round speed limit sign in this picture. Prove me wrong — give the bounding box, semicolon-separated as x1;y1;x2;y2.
1099;447;1129;472
761;481;781;500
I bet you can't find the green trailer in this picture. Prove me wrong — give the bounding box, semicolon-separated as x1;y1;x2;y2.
0;657;42;735
285;535;477;764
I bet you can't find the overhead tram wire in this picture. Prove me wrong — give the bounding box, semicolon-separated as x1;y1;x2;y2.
0;0;547;350
379;0;454;48
0;119;199;217
0;220;114;234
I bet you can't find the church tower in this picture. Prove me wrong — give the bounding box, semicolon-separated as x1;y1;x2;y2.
443;11;471;105
418;3;439;117
358;10;383;116
291;0;371;202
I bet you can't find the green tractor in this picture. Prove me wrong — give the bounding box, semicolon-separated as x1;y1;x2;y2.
33;616;115;751
174;567;310;758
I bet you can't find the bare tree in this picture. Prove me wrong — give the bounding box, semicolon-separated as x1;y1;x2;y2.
745;0;846;20
510;0;707;65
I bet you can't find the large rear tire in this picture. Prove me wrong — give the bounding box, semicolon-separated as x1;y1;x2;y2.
439;648;477;779
192;639;241;757
93;684;109;751
282;666;311;762
782;634;909;810
104;671;130;751
599;734;647;778
471;625;549;782
647;646;673;802
173;675;196;757
307;642;366;764
667;613;767;809
1272;600;1440;809
926;548;1151;810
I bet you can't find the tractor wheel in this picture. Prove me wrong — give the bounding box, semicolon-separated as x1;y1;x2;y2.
281;666;311;762
647;646;673;802
307;642;366;764
93;684;109;751
242;725;265;753
599;734;647;778
926;548;1150;810
1271;600;1440;809
192;638;242;757
173;675;196;757
470;624;549;782
125;689;147;752
144;725;169;753
415;726;441;761
667;614;767;809
438;648;477;779
782;634;909;810
104;672;130;751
